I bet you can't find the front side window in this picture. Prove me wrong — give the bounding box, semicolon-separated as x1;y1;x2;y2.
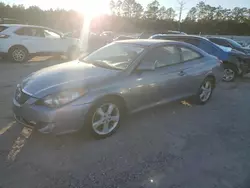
82;43;145;70
141;46;181;68
180;47;202;62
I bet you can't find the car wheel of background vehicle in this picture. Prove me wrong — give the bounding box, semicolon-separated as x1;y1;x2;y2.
85;98;124;139
67;46;80;60
195;77;214;105
8;46;29;63
223;64;236;82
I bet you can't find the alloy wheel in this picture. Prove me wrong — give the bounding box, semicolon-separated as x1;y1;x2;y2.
12;49;26;62
91;103;120;135
223;68;235;82
199;80;212;102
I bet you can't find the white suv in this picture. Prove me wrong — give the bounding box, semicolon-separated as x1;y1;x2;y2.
0;24;81;62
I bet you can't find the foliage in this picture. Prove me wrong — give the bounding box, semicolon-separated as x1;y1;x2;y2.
0;1;250;35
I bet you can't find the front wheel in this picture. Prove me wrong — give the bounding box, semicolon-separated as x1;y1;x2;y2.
223;64;236;82
195;78;214;105
86;100;122;139
9;46;28;63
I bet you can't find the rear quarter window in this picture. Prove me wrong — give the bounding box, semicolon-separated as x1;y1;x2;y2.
0;26;8;32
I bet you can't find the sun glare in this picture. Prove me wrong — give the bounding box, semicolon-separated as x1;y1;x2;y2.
76;0;110;18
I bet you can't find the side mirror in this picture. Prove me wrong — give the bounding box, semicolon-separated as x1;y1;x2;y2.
136;61;157;72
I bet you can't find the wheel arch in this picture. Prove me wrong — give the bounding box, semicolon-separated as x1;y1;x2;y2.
91;94;128;113
8;44;29;54
205;74;216;88
223;61;239;74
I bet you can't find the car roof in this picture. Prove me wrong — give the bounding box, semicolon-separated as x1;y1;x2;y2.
151;34;206;39
114;39;209;56
207;36;231;40
114;39;181;46
0;24;47;29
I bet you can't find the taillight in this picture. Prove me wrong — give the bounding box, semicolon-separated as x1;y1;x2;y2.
0;34;10;38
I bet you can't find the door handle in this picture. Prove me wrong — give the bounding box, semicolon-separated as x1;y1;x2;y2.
178;71;185;76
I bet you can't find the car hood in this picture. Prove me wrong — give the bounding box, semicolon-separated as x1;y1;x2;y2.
216;44;250;55
21;61;120;98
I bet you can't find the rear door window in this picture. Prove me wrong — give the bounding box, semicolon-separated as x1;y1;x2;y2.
15;27;45;37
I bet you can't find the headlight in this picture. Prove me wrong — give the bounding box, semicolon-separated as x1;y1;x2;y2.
41;89;86;108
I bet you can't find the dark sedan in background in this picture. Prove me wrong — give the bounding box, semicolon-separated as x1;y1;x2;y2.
207;37;250;55
13;40;222;139
150;34;250;82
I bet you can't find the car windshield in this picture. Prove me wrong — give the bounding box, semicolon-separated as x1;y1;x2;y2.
81;43;145;70
226;38;243;48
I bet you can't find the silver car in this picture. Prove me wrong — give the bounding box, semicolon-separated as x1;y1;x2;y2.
12;40;223;138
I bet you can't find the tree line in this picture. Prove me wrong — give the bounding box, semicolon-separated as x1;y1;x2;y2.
0;0;250;35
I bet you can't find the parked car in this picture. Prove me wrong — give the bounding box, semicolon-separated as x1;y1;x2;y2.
64;30;97;39
100;31;115;43
0;18;24;24
0;24;81;62
207;37;250;55
138;31;186;39
13;39;222;138
150;34;250;82
113;35;135;41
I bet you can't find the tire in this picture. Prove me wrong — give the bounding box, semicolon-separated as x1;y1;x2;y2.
67;46;80;61
223;64;237;82
85;98;123;139
8;46;29;63
195;78;214;105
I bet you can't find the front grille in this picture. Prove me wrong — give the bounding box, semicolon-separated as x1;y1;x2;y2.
15;89;30;104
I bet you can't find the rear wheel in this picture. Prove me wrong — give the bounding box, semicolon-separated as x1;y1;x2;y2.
223;64;236;82
8;46;28;63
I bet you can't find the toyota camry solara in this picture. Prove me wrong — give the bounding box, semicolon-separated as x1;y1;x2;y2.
13;39;223;138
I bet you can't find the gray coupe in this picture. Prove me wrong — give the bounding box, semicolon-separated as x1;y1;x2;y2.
13;39;223;138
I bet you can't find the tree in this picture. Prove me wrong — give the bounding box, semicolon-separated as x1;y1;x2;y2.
165;7;176;20
231;7;248;22
109;0;123;16
157;6;167;20
121;0;143;18
144;0;160;20
185;7;197;21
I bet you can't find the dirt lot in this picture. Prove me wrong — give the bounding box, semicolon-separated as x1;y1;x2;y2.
0;57;250;188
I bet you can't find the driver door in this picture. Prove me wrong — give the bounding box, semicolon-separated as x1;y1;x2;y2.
41;28;67;53
127;45;187;111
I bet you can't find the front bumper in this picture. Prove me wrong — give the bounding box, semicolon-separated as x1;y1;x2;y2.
12;97;92;135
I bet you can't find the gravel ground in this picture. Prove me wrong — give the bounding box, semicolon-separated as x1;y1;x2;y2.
0;58;250;188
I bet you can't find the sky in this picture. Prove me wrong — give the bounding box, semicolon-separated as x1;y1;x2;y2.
2;0;250;19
